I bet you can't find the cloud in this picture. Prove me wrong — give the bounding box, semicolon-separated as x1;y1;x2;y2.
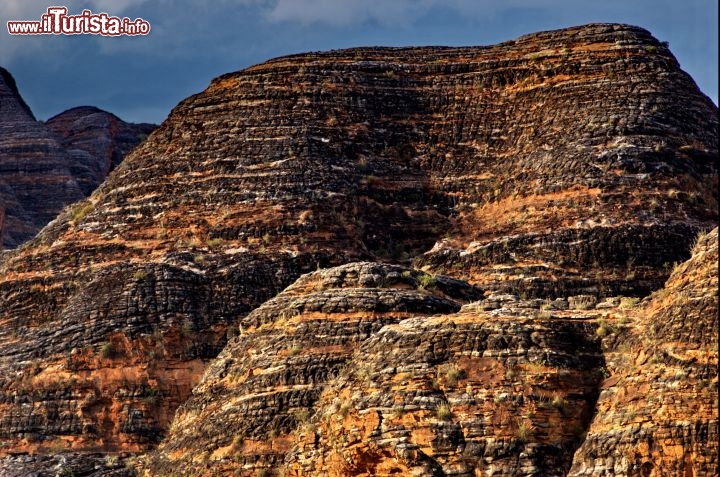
265;0;436;27
0;0;675;61
230;0;705;28
254;0;590;26
87;0;153;13
0;0;156;60
0;0;150;17
0;0;152;19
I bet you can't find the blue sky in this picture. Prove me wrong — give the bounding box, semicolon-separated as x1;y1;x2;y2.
1;0;717;124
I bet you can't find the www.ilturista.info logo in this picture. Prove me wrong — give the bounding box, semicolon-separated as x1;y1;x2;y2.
7;6;150;36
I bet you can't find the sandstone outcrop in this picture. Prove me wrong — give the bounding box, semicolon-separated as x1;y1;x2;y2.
142;261;612;476
0;67;85;248
0;68;156;248
142;230;717;477
569;228;718;476
0;23;717;476
141;262;483;475
46;106;156;196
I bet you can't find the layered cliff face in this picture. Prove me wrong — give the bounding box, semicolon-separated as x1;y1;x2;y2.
569;227;718;476
0;68;156;248
142;263;483;475
142;262;608;476
0;67;85;248
0;22;717;475
143;231;717;477
46;106;157;196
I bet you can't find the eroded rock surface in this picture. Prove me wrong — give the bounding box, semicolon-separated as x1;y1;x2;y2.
141;237;716;476
0;22;717;476
141;262;483;475
0;68;156;248
569;228;718;476
46;106;156;195
286;300;606;477
0;67;85;248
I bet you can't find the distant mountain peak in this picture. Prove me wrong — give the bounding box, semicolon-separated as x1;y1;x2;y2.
0;70;157;247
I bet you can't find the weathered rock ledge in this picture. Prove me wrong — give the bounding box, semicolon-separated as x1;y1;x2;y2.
0;22;716;476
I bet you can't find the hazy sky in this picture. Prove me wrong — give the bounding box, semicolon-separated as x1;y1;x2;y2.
1;0;717;124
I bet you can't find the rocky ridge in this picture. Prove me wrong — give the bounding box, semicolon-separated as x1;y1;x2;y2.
569;227;718;476
142;263;484;475
0;68;155;248
0;23;717;476
0;67;85;248
46;106;156;196
141;228;717;477
143;262;609;476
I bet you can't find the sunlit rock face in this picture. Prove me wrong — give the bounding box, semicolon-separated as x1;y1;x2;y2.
0;22;717;477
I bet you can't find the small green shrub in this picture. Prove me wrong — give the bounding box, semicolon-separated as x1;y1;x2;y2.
179;319;194;338
206;237;225;249
71;202;95;222
551;394;569;411
366;175;380;186
435;403;453;421
619;297;640;309
417;273;437;291
99;342;114;359
595;319;613;338
442;365;466;387
295;409;310;423
232;435;244;450
104;455;119;468
594;367;610;379
515;421;534;442
537;310;552;320
338;404;351;418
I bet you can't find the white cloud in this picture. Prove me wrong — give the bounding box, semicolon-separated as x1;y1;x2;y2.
0;0;712;62
243;0;700;27
0;0;627;59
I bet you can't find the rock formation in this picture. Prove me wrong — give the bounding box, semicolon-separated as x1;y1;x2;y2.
46;106;156;196
142;263;484;475
0;67;84;248
0;23;716;476
569;228;718;476
143;231;717;476
0;68;156;248
142;262;607;476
